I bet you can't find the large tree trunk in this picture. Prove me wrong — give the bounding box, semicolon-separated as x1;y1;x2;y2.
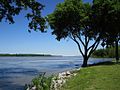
82;56;88;67
115;40;119;63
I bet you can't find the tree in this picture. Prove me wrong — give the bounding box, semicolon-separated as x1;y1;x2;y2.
92;0;120;62
0;0;46;32
92;46;120;58
47;0;102;67
109;0;120;62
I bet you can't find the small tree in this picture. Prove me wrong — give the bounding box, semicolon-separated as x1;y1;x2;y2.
47;0;102;67
0;0;46;32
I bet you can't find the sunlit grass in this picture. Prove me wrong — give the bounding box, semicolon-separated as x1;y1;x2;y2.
61;61;120;90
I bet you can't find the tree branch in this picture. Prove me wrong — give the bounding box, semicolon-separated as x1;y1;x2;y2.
76;35;85;47
88;41;100;58
69;34;84;57
87;36;100;51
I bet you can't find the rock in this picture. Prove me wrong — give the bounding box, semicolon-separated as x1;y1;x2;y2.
26;87;30;90
76;68;81;71
57;80;62;84
66;71;71;76
62;79;66;84
51;70;78;90
73;73;77;76
31;86;36;90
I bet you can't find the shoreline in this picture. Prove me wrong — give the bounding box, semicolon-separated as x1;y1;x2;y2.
27;60;113;90
51;60;113;90
51;68;80;90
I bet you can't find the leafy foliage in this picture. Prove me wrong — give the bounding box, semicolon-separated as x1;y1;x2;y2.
47;0;94;41
92;46;120;58
92;0;120;46
25;73;53;90
0;0;46;32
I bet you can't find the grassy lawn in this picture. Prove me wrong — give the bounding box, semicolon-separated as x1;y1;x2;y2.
61;61;120;90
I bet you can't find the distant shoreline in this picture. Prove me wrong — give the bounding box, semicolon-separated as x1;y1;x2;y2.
0;54;53;57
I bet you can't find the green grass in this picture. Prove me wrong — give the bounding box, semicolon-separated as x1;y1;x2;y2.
61;61;120;90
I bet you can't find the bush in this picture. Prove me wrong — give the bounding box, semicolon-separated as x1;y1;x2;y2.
92;46;120;58
25;72;53;90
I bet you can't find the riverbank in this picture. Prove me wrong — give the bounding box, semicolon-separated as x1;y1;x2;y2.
26;60;115;90
60;60;120;90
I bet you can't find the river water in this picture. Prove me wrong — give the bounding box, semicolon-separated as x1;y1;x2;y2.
0;56;112;90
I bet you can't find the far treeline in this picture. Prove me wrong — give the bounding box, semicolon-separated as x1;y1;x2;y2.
92;46;120;58
0;54;52;57
0;0;120;67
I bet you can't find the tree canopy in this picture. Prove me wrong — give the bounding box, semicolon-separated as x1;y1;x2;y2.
0;0;46;32
92;0;120;42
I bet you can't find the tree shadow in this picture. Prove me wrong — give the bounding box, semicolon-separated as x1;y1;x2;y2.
88;61;120;67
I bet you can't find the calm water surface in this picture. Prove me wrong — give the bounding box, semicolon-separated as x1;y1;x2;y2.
0;56;112;90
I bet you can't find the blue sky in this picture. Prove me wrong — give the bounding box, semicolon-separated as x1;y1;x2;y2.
0;0;99;56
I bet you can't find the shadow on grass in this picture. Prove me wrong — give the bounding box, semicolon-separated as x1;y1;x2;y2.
88;60;120;67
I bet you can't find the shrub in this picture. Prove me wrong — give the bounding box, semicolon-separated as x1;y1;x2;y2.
25;72;53;90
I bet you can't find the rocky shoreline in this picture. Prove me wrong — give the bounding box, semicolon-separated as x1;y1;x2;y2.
26;60;113;90
50;68;80;90
26;68;81;90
